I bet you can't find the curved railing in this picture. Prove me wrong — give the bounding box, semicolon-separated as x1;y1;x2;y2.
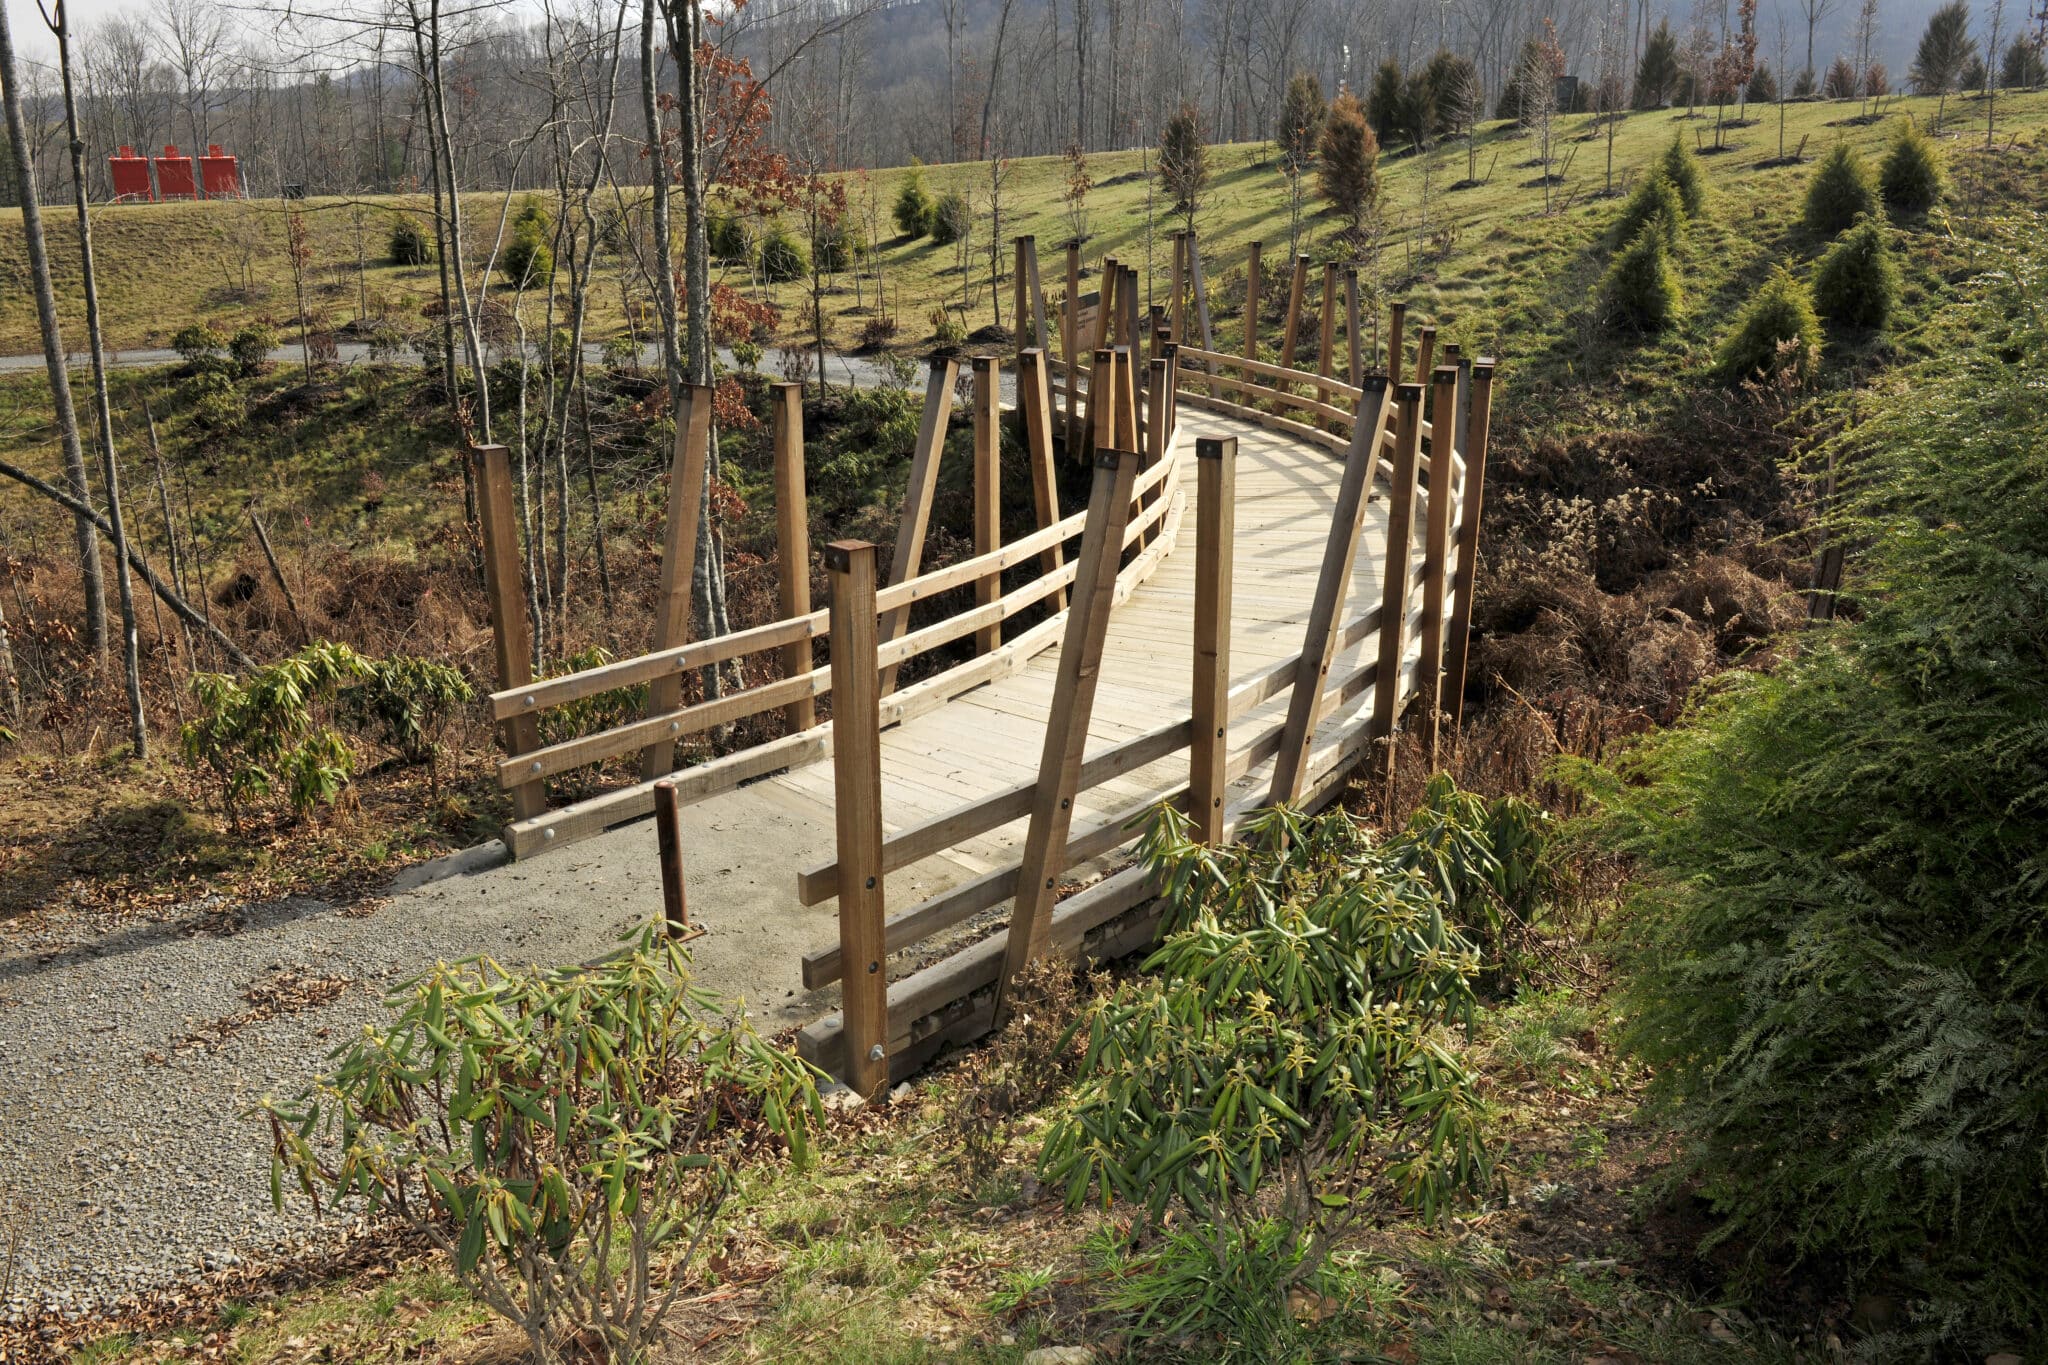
481;350;1189;859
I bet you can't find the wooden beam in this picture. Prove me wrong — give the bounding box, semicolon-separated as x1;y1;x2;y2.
1018;349;1067;611
1142;355;1169;548
1268;377;1396;806
825;539;889;1100
1122;264;1141;353
1389;300;1408;379
639;385;713;780
1279;254;1308;372
1023;236;1048;352
1064;240;1083;454
1191;436;1236;843
1417;366;1460;766
1442;361;1496;731
878;358;958;693
1185;231;1216;356
1243;240;1262;366
771;383;815;732
1169;231;1186;342
1369;384;1426;792
972;356;1002;656
1345;267;1363;388
471;444;545;820
1317;262;1338;380
993;439;1142;1016
1415;324;1437;385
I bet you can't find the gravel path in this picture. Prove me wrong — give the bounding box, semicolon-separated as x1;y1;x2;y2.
0;779;874;1324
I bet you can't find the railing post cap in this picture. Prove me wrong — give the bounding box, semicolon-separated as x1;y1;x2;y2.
1475;358;1498;375
823;539;874;571
1195;436;1236;460
1396;382;1426;401
1433;364;1460;382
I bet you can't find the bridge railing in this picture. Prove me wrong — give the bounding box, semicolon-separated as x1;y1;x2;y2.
476;347;1187;859
801;283;1500;1092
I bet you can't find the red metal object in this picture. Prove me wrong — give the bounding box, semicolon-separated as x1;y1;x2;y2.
108;145;154;202
153;145;198;200
198;145;240;198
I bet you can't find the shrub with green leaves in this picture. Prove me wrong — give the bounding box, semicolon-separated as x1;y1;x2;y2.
928;189;972;246
1043;790;1531;1353
756;221;809;283
811;216;863;273
182;642;373;828
171;323;226;366
707;204;749;260
387;214;433;266
338;655;474;790
227;324;276;374
1584;256;2048;1346
892;165;934;238
1610;172;1687;249
501;199;554;287
1714;267;1821;382
1655;132;1707;216
1811;218;1899;329
1803;141;1880;236
264;925;821;1365
1877;117;1944;211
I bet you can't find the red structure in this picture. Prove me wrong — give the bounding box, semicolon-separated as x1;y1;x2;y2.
153;145;198;200
108;146;154;202
198;145;241;198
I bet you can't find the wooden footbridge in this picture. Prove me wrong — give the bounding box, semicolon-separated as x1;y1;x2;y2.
467;236;1497;1097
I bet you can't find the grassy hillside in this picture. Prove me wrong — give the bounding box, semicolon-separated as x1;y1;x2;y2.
0;92;2040;359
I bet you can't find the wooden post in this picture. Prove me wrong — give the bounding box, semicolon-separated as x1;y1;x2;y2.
1317;261;1338;382
1094;258;1118;350
1064;240;1083;454
1023;236;1048;352
972;356;1002;656
1442;361;1496;732
653;779;701;940
1268;378;1396;806
1018;349;1067;611
1122;265;1141;353
994;441;1143;1014
1369;384;1426;791
1345;267;1363;388
1147;308;1166;367
770;384;816;732
1083;260;1117;450
1280;254;1308;372
1415;325;1437;385
472;444;545;822
1142;354;1170;546
825;540;888;1098
1014;237;1029;354
640;383;713;780
878;359;958;694
1185;232;1216;353
1388;301;1408;378
1169;231;1186;341
1191;436;1236;844
1243;240;1262;365
1417;366;1459;766
1114;348;1140;453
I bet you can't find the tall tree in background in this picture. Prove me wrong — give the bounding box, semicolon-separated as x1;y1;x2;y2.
48;0;147;754
1913;0;1979;126
1366;58;1404;142
1635;20;1683;106
1277;70;1324;257
1798;0;1841;86
0;0;109;658
1316;90;1380;252
1158;101;1207;236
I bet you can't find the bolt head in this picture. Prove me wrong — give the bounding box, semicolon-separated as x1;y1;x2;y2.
868;1044;885;1060
523;694;536;708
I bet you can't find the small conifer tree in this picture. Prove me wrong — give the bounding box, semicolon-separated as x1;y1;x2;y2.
1316;92;1382;250
1656;133;1708;215
1612;172;1688;248
1159;102;1210;233
756;221;809;283
1878;117;1944;210
1715;267;1822;380
1803;142;1880;236
1602;223;1683;331
892;165;935;239
1811;218;1899;329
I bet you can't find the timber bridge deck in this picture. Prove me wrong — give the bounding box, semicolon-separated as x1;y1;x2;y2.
475;237;1499;1094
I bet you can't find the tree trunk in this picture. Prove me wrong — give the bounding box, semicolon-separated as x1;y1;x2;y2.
51;1;146;756
0;0;107;657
